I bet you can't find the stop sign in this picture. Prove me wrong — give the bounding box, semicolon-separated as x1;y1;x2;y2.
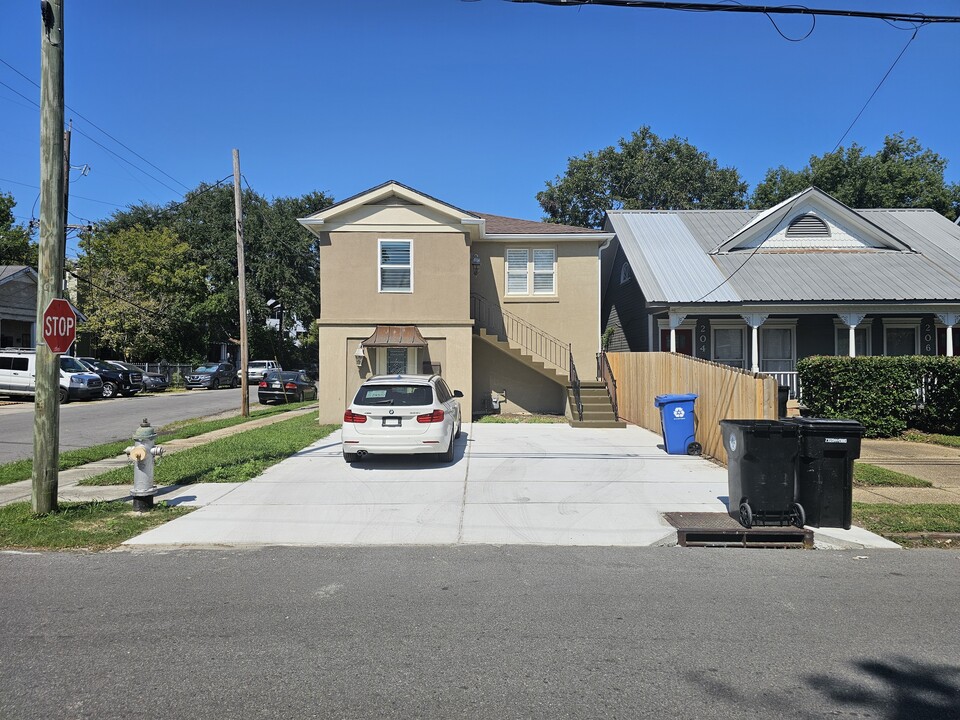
42;298;77;354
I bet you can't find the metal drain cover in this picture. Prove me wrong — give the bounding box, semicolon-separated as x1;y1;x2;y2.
663;512;813;549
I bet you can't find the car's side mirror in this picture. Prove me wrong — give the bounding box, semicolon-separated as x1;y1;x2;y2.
453;390;464;398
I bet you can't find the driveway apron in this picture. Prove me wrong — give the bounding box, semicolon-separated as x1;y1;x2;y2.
125;423;733;547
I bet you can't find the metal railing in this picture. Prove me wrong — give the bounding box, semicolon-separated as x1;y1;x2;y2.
569;347;583;421
596;351;619;420
766;371;800;400
128;362;195;387
469;293;570;375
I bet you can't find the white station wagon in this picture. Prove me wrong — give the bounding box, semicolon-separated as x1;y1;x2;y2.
342;374;463;463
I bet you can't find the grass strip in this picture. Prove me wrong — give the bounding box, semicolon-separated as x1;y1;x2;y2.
0;500;191;551
80;412;337;487
852;503;960;537
475;413;567;424
853;462;932;488
902;431;960;449
0;400;315;486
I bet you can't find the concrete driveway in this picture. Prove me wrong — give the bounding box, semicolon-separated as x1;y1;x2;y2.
126;423;730;547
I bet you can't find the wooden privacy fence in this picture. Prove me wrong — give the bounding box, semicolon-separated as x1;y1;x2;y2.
606;352;777;464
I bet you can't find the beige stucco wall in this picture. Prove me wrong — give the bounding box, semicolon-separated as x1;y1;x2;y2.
317;324;473;424
471;239;601;377
318;229;471;325
472;337;566;416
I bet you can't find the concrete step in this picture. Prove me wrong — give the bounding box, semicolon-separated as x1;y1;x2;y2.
569;420;628;429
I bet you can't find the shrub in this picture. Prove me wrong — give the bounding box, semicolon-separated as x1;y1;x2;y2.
797;356;960;438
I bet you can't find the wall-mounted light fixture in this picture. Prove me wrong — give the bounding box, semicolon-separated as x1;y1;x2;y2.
354;344;365;368
471;253;481;276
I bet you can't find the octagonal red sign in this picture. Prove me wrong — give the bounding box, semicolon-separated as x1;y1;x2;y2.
42;298;76;354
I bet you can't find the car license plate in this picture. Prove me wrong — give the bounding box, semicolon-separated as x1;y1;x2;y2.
272;382;282;388
382;417;401;427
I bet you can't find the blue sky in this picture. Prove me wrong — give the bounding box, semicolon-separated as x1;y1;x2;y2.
1;0;958;258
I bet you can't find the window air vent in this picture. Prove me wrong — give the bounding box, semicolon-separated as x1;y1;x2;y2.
785;214;830;237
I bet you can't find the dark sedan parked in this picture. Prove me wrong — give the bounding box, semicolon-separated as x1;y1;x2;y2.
184;362;238;390
258;371;318;404
140;371;170;392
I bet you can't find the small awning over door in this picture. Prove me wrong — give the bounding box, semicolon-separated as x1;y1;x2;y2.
361;325;428;348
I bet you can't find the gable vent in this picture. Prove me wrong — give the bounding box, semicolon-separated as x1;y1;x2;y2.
785;213;830;237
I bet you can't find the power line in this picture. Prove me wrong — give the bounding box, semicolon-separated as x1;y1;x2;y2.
831;26;920;152
505;0;960;25
0;56;190;192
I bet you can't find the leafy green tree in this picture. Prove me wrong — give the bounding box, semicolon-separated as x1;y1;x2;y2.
0;191;38;267
76;225;207;359
538;126;748;228
88;182;333;362
751;133;960;220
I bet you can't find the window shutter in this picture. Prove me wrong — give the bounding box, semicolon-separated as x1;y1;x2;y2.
506;249;528;294
380;240;412;292
532;249;555;294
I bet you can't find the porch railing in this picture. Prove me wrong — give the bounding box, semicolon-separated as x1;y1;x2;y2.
469;293;570;375
767;371;800;400
596;351;619;420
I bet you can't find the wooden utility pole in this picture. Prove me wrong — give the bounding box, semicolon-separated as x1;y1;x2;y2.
33;0;65;514
233;149;249;417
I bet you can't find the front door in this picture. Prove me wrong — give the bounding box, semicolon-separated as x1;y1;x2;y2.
660;329;693;356
376;347;418;375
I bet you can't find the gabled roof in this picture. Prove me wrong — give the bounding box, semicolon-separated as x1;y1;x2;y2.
0;265;38;287
606;188;960;305
299;180;612;243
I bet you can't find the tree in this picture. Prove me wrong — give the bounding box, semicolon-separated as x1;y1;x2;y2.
76;225;208;359
537;126;748;228
0;191;38;267
86;182;334;361
751;133;960;220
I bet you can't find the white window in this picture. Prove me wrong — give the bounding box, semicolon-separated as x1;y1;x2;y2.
883;319;920;356
379;239;412;293
505;248;556;296
760;326;795;373
713;326;745;368
619;263;632;285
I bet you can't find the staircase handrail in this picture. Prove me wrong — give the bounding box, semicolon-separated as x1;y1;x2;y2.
470;292;570;374
570;346;583;421
596;351;619;420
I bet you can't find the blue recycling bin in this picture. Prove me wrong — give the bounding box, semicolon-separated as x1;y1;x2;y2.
654;393;701;455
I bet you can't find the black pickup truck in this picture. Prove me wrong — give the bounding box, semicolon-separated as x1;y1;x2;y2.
77;357;143;398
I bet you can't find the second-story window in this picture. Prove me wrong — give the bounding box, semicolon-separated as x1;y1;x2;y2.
505;247;556;296
379;239;412;293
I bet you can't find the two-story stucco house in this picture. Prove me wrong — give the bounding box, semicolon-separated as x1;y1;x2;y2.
298;181;620;426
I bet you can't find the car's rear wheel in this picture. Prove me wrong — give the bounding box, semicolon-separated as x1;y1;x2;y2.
438;432;455;463
231;376;238;389
101;381;118;399
343;451;358;463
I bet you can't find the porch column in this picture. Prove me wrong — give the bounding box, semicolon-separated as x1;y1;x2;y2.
668;312;686;353
741;313;768;373
838;313;866;358
936;312;959;357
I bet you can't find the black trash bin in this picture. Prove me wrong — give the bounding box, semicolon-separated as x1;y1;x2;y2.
787;418;863;529
720;419;804;528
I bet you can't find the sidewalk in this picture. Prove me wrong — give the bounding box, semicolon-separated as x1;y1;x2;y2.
0;405;316;508
853;438;960;505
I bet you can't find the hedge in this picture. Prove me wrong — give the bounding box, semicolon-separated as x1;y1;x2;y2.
796;356;960;438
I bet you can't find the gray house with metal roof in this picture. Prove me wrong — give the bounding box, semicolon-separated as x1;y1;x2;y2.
600;187;960;395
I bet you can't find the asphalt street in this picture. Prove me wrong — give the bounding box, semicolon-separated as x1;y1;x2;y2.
1;546;957;720
0;386;258;463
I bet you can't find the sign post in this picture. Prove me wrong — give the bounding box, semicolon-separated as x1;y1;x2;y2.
42;298;76;354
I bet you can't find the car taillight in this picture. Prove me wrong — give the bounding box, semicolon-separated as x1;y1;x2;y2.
259;381;267;387
417;409;445;423
284;383;297;390
343;410;367;423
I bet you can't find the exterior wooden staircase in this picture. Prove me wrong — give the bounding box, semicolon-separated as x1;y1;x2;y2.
471;294;623;429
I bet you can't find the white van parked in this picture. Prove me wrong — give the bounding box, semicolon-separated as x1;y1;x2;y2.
0;349;103;403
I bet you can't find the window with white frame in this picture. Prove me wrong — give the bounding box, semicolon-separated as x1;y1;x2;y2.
505;248;556;296
883;320;920;356
379;239;412;293
760;325;795;372
712;326;745;368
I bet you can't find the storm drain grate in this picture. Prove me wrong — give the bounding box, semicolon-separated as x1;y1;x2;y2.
663;512;813;549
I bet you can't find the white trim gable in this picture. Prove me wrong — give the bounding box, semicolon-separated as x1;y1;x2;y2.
714;187;915;254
